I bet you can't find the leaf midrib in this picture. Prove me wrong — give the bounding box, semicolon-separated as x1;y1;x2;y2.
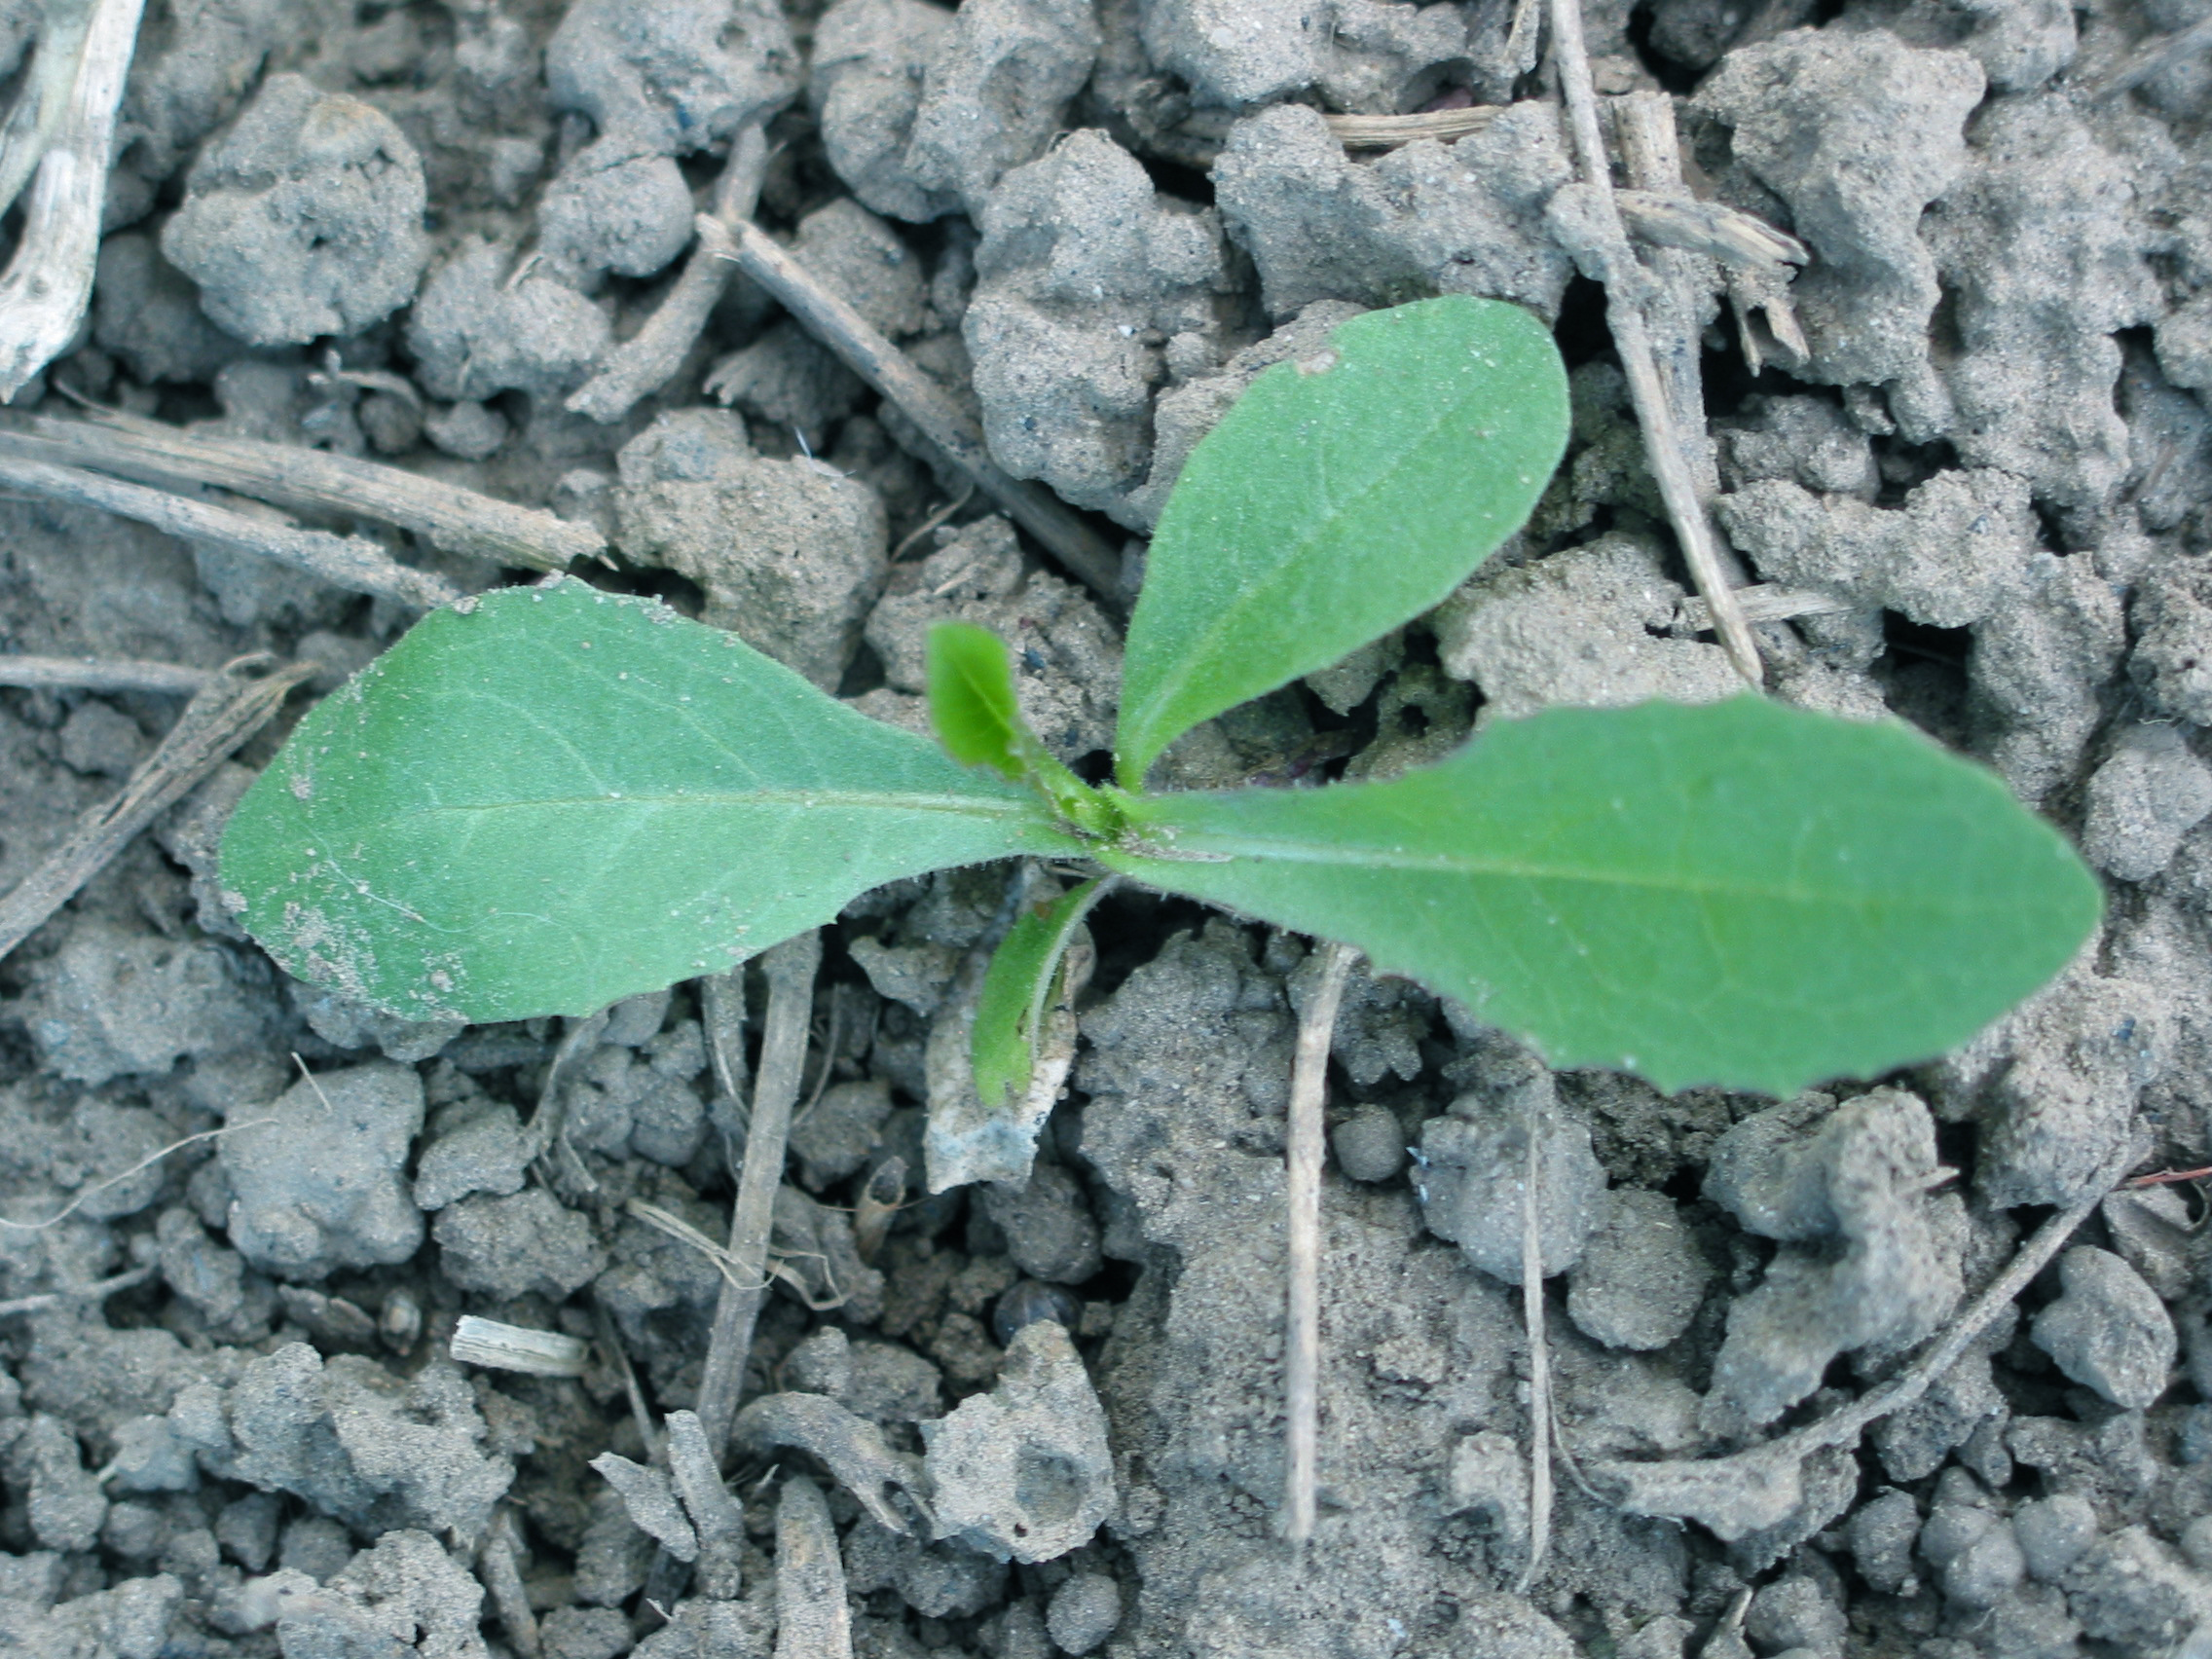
1125;828;2009;913
322;788;1050;830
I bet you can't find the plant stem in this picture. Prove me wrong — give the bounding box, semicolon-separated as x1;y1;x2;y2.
693;930;822;1461
1283;940;1357;1547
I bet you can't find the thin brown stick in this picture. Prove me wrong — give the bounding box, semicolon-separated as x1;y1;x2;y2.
3;412;601;571
694;930;823;1461
568;126;771;424
1283;940;1358;1547
719;223;1127;608
0;654;214;694
1590;1138;2138;1532
1546;4;1762;685
0;655;310;961
0;452;460;608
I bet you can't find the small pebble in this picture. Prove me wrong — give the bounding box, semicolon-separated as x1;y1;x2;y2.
2030;1246;2176;1410
2013;1493;2097;1581
1046;1572;1121;1656
1330;1105;1406;1183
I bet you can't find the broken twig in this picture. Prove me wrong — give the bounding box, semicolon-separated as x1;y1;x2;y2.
694;930;823;1461
1517;1092;1554;1593
0;655;311;961
1283;940;1358;1546
0;654;214;694
719;223;1127;607
6;411;601;571
478;1510;540;1659
1323;106;1504;148
1545;5;1763;685
450;1314;592;1379
0;451;461;609
2096;11;2212;99
0;1261;156;1317
0;0;144;398
569;126;771;424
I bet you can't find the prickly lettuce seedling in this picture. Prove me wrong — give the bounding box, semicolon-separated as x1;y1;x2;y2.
221;297;2101;1110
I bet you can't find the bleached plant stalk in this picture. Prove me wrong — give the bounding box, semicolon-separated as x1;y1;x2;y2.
0;0;147;399
1283;940;1357;1547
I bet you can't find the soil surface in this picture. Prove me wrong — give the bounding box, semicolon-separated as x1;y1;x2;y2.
3;0;2211;1656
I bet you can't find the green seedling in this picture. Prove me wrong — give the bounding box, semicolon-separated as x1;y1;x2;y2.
221;297;2101;1130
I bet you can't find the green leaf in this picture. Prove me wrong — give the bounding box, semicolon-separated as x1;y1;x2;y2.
1103;698;2101;1095
221;579;1081;1023
927;619;1030;782
972;876;1109;1109
1116;295;1569;787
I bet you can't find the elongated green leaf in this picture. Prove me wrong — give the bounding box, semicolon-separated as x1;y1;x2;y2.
1116;295;1569;787
928;620;1028;781
1103;699;2101;1095
972;876;1109;1109
221;579;1080;1023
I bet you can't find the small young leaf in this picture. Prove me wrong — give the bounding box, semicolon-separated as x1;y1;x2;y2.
972;876;1109;1109
927;620;1029;782
1116;295;1569;786
1105;698;2101;1095
221;579;1081;1023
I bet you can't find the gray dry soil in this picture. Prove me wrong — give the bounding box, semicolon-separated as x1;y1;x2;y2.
3;0;2212;1655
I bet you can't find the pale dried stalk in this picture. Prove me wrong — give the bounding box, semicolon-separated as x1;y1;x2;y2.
1674;584;1852;633
0;655;311;961
450;1315;591;1378
2096;11;2212;99
0;0;95;218
719;223;1127;606
0;654;213;693
694;930;823;1461
1516;1099;1553;1593
0;451;461;608
569;126;771;424
1546;3;1762;685
775;1475;855;1659
0;0;144;399
1323;106;1503;147
1283;940;1358;1547
8;411;602;571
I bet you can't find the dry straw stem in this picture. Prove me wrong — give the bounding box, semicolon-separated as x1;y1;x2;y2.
1516;1100;1554;1593
719;221;1128;607
1673;583;1852;633
1591;1138;2141;1534
1546;2;1764;685
0;449;461;609
569;125;772;424
1323;106;1504;147
694;929;824;1461
449;1314;592;1378
1283;940;1358;1547
7;409;601;571
0;0;144;399
0;653;214;693
0;654;311;962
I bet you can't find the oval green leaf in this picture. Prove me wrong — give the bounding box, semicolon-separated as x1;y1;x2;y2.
927;619;1029;782
1116;295;1569;787
1105;698;2101;1095
222;579;1079;1023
